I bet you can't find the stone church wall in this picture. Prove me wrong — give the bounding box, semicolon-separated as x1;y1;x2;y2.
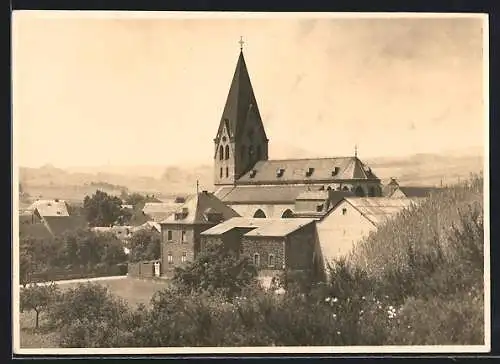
229;203;295;219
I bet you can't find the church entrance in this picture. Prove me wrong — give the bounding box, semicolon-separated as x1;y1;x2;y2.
253;209;266;218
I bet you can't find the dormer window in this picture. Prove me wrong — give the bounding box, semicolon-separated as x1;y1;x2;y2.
316;204;324;212
276;168;285;178
332;167;340;176
306;167;315;177
249;169;257;178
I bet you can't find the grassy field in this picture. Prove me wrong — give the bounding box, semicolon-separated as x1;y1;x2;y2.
19;277;171;349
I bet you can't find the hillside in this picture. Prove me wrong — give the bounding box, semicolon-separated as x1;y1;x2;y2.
18;151;483;203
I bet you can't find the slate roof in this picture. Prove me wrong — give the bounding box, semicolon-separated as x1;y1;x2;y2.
132;221;161;233
160;191;240;225
214;50;267;146
294;190;355;214
214;185;315;204
28;199;69;217
19;223;53;240
142;202;184;222
236;157;379;184
340;197;423;227
43;215;88;236
200;217;315;238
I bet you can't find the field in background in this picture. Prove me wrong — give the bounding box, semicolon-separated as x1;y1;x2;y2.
19;152;483;202
19;277;171;348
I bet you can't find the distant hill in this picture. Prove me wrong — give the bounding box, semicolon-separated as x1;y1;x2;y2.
18;150;483;203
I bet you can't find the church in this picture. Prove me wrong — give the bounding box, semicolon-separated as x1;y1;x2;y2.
212;43;383;219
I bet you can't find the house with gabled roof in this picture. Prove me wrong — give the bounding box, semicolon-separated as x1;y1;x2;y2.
211;46;383;219
158;190;240;277
200;217;320;287
315;197;423;273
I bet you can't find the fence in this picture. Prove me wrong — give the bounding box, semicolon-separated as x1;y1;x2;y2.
128;260;161;279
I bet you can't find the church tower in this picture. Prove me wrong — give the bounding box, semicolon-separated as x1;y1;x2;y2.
214;40;269;186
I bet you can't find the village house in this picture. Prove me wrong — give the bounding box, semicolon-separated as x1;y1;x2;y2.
315;197;423;274
200;217;319;287
19;198;88;240
19;214;88;240
159;191;240;277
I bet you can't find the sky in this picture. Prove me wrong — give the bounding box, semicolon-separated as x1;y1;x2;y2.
12;12;486;168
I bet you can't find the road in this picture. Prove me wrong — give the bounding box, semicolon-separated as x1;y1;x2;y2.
19;275;127;288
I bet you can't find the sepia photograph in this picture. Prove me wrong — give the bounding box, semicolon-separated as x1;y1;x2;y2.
12;11;489;355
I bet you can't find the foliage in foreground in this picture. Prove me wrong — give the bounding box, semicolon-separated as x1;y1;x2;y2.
22;176;485;347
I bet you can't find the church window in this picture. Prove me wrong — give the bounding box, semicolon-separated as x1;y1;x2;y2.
253;253;260;267
219;146;224;160
254;209;266;218
282;209;294;218
256;145;262;160
225;145;230;160
226;167;229;178
220;168;223;178
268;254;275;267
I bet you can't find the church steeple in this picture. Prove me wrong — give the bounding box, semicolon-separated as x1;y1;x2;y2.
214;41;269;186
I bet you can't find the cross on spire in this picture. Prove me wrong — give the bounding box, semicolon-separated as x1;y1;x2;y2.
239;36;245;51
354;144;358;158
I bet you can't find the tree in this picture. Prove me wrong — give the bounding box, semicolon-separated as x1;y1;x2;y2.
20;283;60;328
102;237;127;267
47;283;133;347
83;190;123;227
173;241;258;299
127;229;161;263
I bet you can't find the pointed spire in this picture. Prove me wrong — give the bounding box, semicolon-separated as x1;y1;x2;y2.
214;41;267;143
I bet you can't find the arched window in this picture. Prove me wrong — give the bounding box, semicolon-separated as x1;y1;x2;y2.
253;209;266;218
226;167;229;178
326;186;332;191
253;253;260;267
219;146;224;161
268;254;275;267
241;145;246;161
355;186;366;197
220;167;223;178
281;209;294;218
225;145;230;160
256;145;262;160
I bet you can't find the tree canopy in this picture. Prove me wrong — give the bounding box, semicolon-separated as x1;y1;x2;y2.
83;190;124;227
